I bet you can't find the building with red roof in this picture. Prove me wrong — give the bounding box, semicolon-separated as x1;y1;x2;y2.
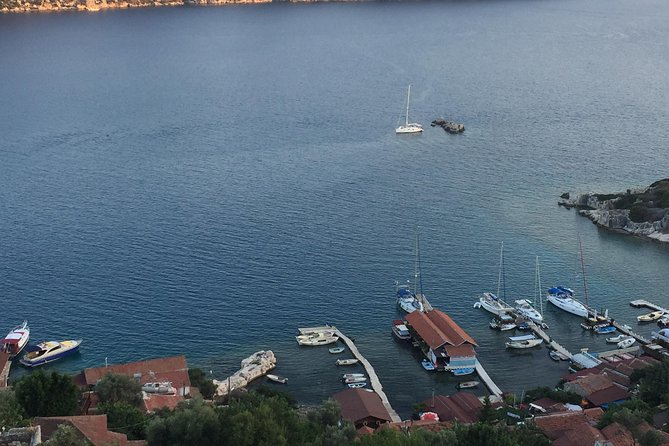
34;415;146;446
423;392;482;424
333;388;393;429
405;309;477;371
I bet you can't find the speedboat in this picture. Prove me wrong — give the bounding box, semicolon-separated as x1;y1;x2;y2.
421;359;436;371
617;338;636;349
266;374;288;384
142;382;176;394
546;286;588;317
343;376;367;384
606;334;630;343
514;299;543;323
19;339;82;367
1;321;30;358
457;381;479;389
347;382;367;389
638;311;665;322
474;292;513;317
336;358;359;366
296;333;339;346
329;346;345;354
392;320;412;340
396;285;424;313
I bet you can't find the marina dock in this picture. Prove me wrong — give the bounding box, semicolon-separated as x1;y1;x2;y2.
526;321;573;360
630;299;668;313
298;326;402;423
0;352;10;389
475;360;503;397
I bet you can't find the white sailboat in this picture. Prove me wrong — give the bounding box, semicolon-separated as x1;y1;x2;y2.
396;233;425;313
547;238;589;318
475;242;513;316
514;257;545;323
395;85;423;134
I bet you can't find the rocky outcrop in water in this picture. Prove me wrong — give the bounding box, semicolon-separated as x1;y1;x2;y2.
559;179;669;243
213;350;276;398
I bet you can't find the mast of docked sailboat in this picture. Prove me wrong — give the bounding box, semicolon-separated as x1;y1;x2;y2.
578;235;589;309
405;85;411;126
536;256;543;317
496;242;503;298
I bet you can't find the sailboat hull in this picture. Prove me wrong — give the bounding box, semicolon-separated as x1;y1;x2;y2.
395;125;423;134
547;295;588;317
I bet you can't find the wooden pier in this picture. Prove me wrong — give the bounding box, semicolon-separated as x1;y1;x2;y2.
526;321;573;360
0;352;11;389
475;360;503;397
630;299;668;312
298;326;401;423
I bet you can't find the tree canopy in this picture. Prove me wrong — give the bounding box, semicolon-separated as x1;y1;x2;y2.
94;373;142;407
13;370;79;418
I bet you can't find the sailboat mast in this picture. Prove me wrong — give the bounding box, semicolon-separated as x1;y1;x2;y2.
417;233;423;297
413;232;419;295
536;256;543;317
496;242;503;298
405;85;411;126
578;236;589;309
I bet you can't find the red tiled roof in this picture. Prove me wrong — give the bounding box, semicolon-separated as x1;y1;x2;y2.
82;356;189;388
586;384;629;407
601;422;635;446
445;344;476;358
34;415;146;446
143;393;184;413
534;412;603;446
406;309;477;351
333;389;393;425
425;392;482;424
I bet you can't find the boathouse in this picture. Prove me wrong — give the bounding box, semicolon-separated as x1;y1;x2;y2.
405;309;477;371
333;388;393;429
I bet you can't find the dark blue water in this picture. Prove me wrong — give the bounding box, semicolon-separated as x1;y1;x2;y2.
1;0;669;417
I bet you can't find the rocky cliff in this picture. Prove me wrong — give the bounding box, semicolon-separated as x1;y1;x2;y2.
1;0;271;13
559;179;669;243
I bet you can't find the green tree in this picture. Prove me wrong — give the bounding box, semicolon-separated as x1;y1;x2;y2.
597;400;653;429
147;399;221;446
95;373;142;407
100;401;147;440
479;396;497;424
44;424;92;446
640;429;664;446
14;370;79;417
0;389;27;428
187;368;216;399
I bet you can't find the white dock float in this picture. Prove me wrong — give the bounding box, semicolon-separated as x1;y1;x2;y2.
475;360;503;397
298;326;401;423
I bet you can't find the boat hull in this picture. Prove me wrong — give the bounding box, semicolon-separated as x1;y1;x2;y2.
547;295;588;317
477;294;512;317
19;340;81;367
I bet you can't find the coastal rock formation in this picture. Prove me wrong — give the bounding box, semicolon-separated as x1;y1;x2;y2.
1;0;270;13
213;350;276;397
559;179;669;243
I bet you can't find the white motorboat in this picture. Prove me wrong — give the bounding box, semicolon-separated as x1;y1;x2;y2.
617;338;636;349
336;358;359;366
392;320;412;340
347;382;367;389
1;320;30;358
342;373;365;379
638;311;665;322
489;315;516;331
457;381;479;389
142;382;176;394
546;286;588;318
267;374;288;384
343;376;367;384
19;339;82;367
329;346;345;354
296;333;339;346
505;334;543;349
395;85;423;134
606;334;630;344
514;299;544;323
476;292;513;317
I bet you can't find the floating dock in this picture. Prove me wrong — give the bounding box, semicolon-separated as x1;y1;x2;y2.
630;299;668;312
298;326;401;423
474;360;503;397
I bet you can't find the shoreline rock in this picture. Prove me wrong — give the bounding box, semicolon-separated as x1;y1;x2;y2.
212;350;276;398
559;180;669;244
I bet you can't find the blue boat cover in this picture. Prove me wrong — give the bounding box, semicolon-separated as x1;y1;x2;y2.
24;344;43;353
397;288;413;297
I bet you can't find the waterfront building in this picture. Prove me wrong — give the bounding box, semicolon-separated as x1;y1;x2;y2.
333;388;393;429
423;392;482;424
405;309;477;372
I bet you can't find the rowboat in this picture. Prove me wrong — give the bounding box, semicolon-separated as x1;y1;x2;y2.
457;381;479;389
335;358;359;366
638;311;665;322
267;374;288;384
329;347;345;354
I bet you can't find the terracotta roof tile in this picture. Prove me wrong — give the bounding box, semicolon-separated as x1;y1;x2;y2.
425;392;482;424
83;356;189;388
34;415;146;446
333;389;393;425
406;309;477;351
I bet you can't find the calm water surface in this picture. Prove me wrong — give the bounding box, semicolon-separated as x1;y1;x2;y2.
1;0;669;417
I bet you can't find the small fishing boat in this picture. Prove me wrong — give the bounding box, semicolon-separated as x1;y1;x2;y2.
489;315;516;331
336;358;359;366
549;350;569;361
347;382;367;389
595;325;616;335
342;373;365;380
329;346;345;354
392;320;412;340
452;367;475;376
606;334;630;343
421;359;436;371
505;334;543;349
1;321;30;358
638;311;665;322
457;380;479;389
267;374;288;384
19;339;82;367
142;382;176;394
617;338;636;349
343;376;367;384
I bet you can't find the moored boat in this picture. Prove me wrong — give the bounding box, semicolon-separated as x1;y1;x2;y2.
452;367;475;376
267;374;288;384
343;376;367;384
342;373;365;379
336;358;359;366
549;350;569;361
296;333;339;346
617;338;636;349
595;325;616;335
505;334;543;349
475;293;513;317
546;286;588;318
1;321;30;358
514;299;543;323
606;334;630;343
19;339;82;367
329;346;345;354
457;381;479;389
421;359;436;371
638;311;665;322
489;315;516;331
347;382;367;389
142;382;176;394
392;320;412;340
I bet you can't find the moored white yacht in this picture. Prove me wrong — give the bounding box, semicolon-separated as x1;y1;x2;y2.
475;292;513;317
395;85;423;134
396;285;424;313
514;299;544;323
546;286;588;318
1;320;30;358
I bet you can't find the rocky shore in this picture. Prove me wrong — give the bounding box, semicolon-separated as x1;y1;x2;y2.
213;350;277;398
559;179;669;243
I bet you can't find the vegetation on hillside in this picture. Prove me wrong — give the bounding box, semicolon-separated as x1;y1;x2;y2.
594;179;669;223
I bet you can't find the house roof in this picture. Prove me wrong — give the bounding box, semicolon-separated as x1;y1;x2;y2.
586;384;629;407
600;422;635;446
34;415;146;446
143;393;185;413
333;389;393;425
534;412;603;446
81;355;190;388
425;392;482;424
566;374;614;395
406;309;477;351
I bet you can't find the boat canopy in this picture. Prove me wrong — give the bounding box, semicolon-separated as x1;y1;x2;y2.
24;344;43;353
508;334;536;342
397;288;413;298
1;338;19;345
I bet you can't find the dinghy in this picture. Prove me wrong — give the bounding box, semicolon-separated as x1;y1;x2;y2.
335;358;359;366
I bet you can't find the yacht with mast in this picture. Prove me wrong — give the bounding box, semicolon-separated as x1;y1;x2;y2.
514;257;545;323
395;85;423;134
547;238;589;318
396;233;425;313
475;242;513;316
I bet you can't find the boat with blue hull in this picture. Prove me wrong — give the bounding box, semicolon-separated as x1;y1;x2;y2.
19;339;82;367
